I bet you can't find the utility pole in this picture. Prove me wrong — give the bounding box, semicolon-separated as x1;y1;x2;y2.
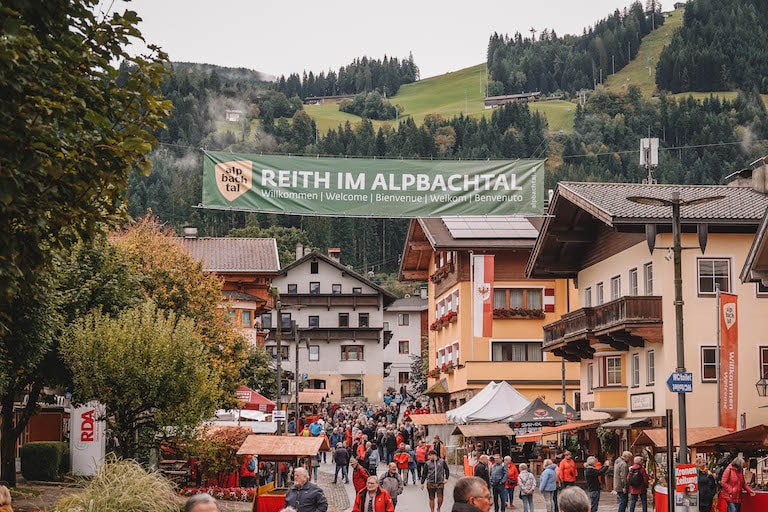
275;299;283;435
294;321;301;429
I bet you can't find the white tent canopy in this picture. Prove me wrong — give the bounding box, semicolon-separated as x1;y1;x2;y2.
446;381;531;424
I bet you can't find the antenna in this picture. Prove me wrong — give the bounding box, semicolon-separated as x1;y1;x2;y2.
640;137;659;184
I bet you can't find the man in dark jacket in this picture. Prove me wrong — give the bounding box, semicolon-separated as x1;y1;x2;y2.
473;455;491;488
284;467;328;512
421;449;450;512
696;457;717;512
451;476;492;512
333;443;350;484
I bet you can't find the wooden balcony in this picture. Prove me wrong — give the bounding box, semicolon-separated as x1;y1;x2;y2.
543;296;663;361
279;293;381;310
268;327;382;343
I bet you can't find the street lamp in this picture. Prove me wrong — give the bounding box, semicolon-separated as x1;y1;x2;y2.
274;299;283;434
627;191;724;465
756;376;768;397
293;321;310;429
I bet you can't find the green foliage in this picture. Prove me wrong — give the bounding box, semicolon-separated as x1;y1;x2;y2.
62;302;220;459
596;427;619;455
20;442;68;481
53;458;179;512
0;0;172;308
410;346;429;395
657;0;768;93
192;426;251;481
240;345;277;399
340;92;398;120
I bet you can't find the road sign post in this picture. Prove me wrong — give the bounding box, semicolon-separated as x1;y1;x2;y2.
667;372;693;393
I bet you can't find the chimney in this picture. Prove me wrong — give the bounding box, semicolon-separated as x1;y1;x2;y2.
296;243;303;261
183;226;198;239
754;163;768;194
328;248;341;263
419;285;428;300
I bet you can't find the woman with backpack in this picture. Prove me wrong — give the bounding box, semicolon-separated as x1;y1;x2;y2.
626;456;649;512
720;457;755;512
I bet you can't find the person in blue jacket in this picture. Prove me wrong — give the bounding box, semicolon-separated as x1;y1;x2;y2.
539;459;558;512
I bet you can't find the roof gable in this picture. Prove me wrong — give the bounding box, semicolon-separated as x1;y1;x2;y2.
176;237;280;272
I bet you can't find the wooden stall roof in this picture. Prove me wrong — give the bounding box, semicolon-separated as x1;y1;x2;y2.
632;427;731;450
409;413;449;426
515;421;600;443
237;435;330;457
690;424;768;451
452;423;515;437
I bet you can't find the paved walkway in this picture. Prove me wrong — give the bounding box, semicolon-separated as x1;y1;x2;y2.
316;460;643;512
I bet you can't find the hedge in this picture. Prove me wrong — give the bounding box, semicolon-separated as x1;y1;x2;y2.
20;441;69;481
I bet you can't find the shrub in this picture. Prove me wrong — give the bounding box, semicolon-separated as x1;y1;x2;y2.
20;442;68;481
53;458;179;512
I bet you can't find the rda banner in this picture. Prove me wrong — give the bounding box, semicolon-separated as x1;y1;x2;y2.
202;152;545;217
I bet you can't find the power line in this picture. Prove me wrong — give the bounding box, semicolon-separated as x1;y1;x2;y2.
562;139;768;160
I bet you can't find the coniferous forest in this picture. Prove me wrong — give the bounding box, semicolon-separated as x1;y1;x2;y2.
128;0;768;276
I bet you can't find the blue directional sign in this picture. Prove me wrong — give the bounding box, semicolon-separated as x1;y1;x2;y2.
666;372;693;393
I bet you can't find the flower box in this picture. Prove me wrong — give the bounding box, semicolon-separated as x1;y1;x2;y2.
492;307;545;319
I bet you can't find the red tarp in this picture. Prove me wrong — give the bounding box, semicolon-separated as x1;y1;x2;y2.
235;385;276;412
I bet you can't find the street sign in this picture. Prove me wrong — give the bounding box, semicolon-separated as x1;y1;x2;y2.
272;410;286;420
667;372;693;393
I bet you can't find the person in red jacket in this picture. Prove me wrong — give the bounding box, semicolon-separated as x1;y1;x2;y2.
504;456;519;508
351;458;370;493
559;451;578;488
720;457;755;512
352;476;395;512
239;454;256;488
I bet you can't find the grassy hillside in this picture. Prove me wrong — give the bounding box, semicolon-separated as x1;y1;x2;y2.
604;8;683;96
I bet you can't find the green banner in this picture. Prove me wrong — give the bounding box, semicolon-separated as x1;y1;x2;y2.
202;151;544;217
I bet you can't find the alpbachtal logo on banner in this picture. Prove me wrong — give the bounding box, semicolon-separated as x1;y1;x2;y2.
215;160;252;201
723;302;736;330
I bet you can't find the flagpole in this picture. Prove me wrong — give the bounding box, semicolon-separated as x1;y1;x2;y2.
716;283;721;427
469;251;475;361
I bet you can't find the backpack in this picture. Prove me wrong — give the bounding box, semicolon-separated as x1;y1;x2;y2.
628;467;643;488
247;458;256;472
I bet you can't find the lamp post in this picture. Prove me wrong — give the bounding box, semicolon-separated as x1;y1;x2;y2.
274;299;282;435
628;191;724;465
293;322;310;429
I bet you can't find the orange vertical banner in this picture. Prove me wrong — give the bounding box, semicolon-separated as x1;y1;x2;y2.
473;255;494;338
719;293;738;431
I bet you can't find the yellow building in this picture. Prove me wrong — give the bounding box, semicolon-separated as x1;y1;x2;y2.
399;216;579;412
527;179;768;450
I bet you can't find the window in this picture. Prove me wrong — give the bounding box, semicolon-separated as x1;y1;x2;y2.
310;282;320;294
287;283;297;294
332;283;342;294
629;268;639;296
631;353;640;387
596;282;604;305
338;313;349;327
493;288;543;309
308;345;320;361
646;350;655;385
398;340;410;354
603;356;622;386
308;315;320;328
698;258;731;294
610;275;621;300
307;378;325;389
310;261;319;274
587;364;594;394
584;287;592;307
341;345;364;361
383;321;389;331
398;313;409;326
760;346;768;379
261;313;272;329
452;342;460;364
491;341;543;362
352;287;362;294
280;312;292;330
398;372;410;385
701;346;717;382
359;313;369;327
341;379;362;398
758;282;768;297
268;346;289;359
241;310;252;327
644;263;654;295
228;310;237;324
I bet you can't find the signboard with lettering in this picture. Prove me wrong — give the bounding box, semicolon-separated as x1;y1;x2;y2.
202;152;545;217
630;392;655;412
674;463;698;511
666;372;693;393
70;401;106;476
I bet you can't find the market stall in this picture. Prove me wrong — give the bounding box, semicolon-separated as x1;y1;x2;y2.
690;424;768;512
237;435;331;512
452;423;516;474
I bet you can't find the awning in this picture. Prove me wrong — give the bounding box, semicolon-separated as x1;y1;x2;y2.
238;434;331;458
514;421;601;443
690;424;768;452
632;427;731;450
452;423;515;438
600;417;650;429
424;378;449;395
409;413;449;426
290;390;328;404
205;420;278;434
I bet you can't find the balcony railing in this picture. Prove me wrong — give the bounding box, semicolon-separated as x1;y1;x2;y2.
543;296;662;350
280;293;381;310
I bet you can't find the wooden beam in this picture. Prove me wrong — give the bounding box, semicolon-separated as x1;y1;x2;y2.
401;270;429;280
553;230;596;243
408;241;432;252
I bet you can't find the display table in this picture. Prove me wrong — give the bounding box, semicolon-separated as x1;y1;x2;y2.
717;491;768;511
255;491;286;512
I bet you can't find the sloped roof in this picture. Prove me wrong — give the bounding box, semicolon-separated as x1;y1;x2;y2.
741;205;768;283
386;296;428;312
452;423;515;437
409;413;450;426
506;398;566;424
237;434;331;457
632;427;731;450
223;290;265;303
176;237;280;272
419;217;539;249
446;381;530;424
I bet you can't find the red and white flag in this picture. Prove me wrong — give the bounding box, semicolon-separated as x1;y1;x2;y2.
719;292;738;431
473;255;494;338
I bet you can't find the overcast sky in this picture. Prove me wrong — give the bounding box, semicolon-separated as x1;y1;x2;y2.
120;0;641;80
